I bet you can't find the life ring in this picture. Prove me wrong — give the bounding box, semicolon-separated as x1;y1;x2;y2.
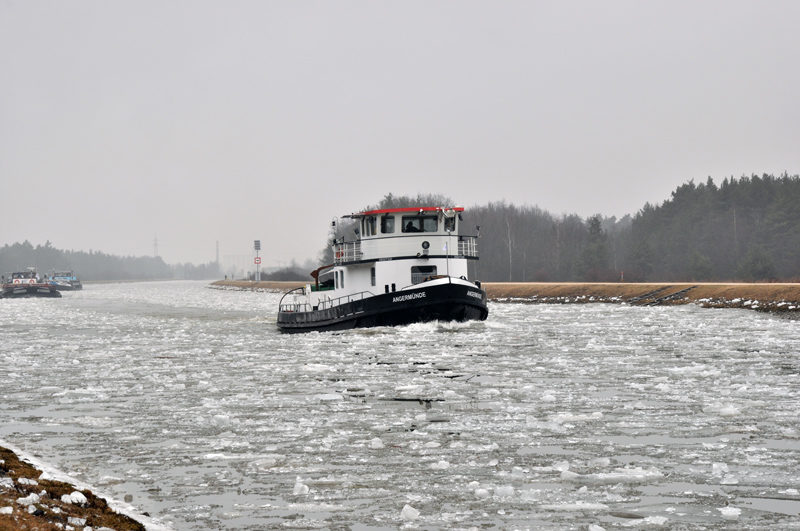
335;250;343;258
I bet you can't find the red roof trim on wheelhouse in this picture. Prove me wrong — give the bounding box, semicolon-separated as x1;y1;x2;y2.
351;206;465;217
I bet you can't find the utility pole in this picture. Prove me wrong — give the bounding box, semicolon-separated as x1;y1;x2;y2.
153;235;159;258
254;240;261;282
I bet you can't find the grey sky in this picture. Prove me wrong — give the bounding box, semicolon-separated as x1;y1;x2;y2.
2;1;799;268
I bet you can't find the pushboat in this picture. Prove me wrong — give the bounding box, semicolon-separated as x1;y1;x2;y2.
1;268;62;299
47;270;83;291
277;206;488;333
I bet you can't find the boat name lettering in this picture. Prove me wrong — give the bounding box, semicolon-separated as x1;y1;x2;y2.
393;292;426;303
467;290;483;299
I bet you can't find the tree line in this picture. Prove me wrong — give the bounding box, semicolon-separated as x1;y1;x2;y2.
4;174;797;283
0;241;220;281
329;174;799;283
467;173;799;282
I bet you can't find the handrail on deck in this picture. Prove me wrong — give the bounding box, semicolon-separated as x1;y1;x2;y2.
278;286;376;314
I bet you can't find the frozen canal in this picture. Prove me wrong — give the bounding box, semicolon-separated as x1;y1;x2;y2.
1;281;799;530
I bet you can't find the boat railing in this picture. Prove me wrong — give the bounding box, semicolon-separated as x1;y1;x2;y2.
278;287;308;313
317;290;375;311
457;235;478;257
335;235;478;263
278;286;376;314
334;241;362;265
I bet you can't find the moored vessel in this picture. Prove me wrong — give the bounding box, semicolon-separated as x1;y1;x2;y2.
1;268;62;299
47;270;83;290
277;206;487;332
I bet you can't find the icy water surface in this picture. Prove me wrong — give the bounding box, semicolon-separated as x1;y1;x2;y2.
1;281;799;530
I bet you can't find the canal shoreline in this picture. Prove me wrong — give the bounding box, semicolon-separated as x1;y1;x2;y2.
0;443;148;530
209;280;800;313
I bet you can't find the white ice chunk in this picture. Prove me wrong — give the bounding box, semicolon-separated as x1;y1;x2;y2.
494;485;515;497
17;478;38;486
644;515;669;525
552;412;603;422
431;460;450;469
212;414;231;426
718;506;741;520
588;457;611;468
401;504;420;520
712;463;729;476
719;405;741;417
68;516;87;526
703;402;741;416
0;507;12;514
474;488;491;499
313;393;343;402
561;467;663;485
589;525;606;531
251;455;285;470
540;502;609;511
553;460;570;472
369;438;384;449
293;479;309;495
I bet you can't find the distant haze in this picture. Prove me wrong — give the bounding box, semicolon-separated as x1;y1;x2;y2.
2;1;798;267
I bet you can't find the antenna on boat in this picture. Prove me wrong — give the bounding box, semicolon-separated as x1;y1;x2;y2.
446;228;451;278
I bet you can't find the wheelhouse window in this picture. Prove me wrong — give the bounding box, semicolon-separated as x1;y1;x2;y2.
364;215;377;236
380;214;395;234
411;265;437;284
402;215;438;233
444;215;456;232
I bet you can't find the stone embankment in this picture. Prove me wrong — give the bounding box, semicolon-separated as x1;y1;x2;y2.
209;280;800;314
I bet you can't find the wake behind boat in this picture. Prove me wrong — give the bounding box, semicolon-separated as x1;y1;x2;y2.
277;206;488;333
1;268;62;299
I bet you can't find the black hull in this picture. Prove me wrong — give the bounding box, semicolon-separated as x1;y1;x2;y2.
277;281;488;333
1;284;62;299
50;282;82;291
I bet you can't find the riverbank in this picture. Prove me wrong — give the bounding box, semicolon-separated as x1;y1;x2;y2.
208;280;800;313
0;445;145;531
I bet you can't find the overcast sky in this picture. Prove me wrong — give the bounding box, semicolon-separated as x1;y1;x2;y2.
2;1;799;269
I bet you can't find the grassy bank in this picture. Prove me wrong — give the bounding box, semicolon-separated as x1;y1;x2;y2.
209;280;800;312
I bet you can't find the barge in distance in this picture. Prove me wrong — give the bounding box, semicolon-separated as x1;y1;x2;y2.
48;270;83;291
277;206;488;333
1;268;62;299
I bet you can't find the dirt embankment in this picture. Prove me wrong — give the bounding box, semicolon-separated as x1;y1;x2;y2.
483;282;800;312
0;446;145;531
209;280;800;313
